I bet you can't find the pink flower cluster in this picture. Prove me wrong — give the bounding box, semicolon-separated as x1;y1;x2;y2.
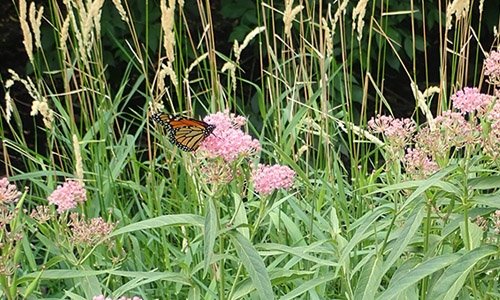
368;115;416;149
450;87;492;114
200;161;235;184
30;205;54;223
367;56;500;177
472;215;489;231
200;110;261;162
484;50;500;85
404;148;439;178
252;164;295;195
471;211;500;236
196;110;295;194
69;213;116;246
372;109;479;179
48;180;87;213
368;114;441;178
0;178;22;205
433;110;477;150
490;210;500;234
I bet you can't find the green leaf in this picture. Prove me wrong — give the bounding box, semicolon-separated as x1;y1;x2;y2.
339;206;393;266
468;175;500;189
112;271;184;298
459;220;484;250
427;245;499;300
279;276;334;300
381;257;421;299
382;203;426;272
402;165;459;209
269;210;306;246
204;198;218;274
232;192;250;239
376;254;461;300
19;269;113;281
471;194;500;209
354;255;384;300
228;231;274;299
108;214;204;237
64;291;86;300
23;267;44;298
352;204;426;300
188;285;201;300
367;165;460;210
258;243;339;266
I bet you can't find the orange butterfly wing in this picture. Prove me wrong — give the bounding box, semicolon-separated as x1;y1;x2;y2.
152;113;215;151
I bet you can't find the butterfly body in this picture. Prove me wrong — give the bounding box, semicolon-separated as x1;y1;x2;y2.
152;113;215;151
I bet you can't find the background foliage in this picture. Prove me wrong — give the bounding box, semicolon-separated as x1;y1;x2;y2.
1;0;500;299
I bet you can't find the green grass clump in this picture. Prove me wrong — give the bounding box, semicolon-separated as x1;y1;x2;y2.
1;0;500;299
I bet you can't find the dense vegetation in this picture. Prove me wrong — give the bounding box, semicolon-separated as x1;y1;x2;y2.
1;0;500;299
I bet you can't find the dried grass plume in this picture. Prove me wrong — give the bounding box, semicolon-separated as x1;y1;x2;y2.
29;2;44;49
112;0;129;22
234;26;265;64
19;0;33;62
352;0;368;41
446;0;470;29
4;80;15;122
73;134;84;185
161;0;176;63
283;0;303;38
8;69;54;129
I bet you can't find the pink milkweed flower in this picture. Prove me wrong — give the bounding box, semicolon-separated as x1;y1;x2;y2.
200;110;261;162
0;178;22;205
48;180;87;213
69;213;116;246
484;50;500;85
404;148;439;178
367;115;416;149
451;87;492;114
200;160;235;184
252;164;295;195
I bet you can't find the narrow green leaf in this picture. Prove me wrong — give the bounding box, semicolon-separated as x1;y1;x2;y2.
402;165;459;210
471;194;500;209
269;211;306;246
23;268;44;298
232;192;250;239
355;204;425;300
228;231;274;299
204;198;218;274
367;165;459;211
354;255;384;300
108;214;204;237
188;285;201;300
19;267;191;285
376;254;461;300
64;291;86;300
427;245;498;300
19;269;113;281
279;276;333;300
258;243;339;266
339;206;392;265
382;203;426;272
459;220;483;250
468;176;500;189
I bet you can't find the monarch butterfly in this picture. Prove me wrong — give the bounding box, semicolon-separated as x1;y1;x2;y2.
151;113;215;152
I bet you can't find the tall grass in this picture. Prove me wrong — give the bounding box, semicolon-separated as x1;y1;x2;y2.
1;0;500;299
